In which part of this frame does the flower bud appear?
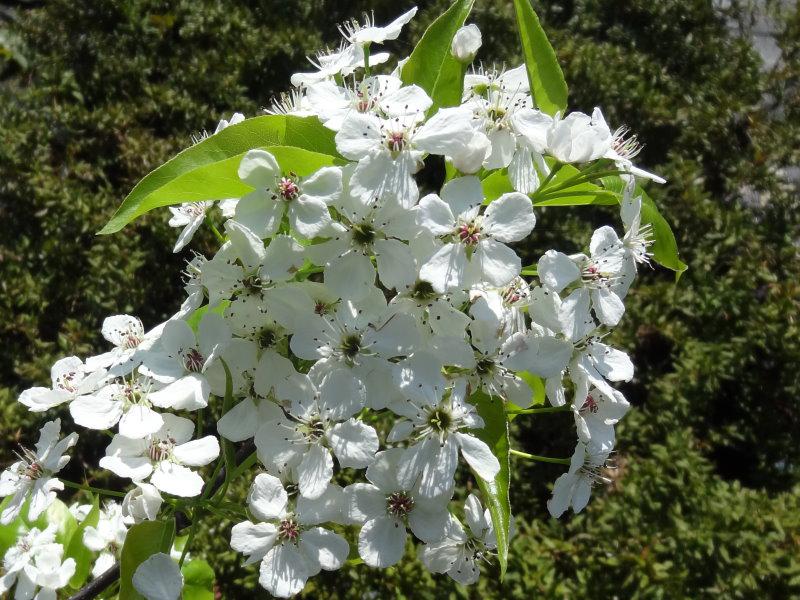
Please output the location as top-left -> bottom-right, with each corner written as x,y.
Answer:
122,482 -> 163,523
450,130 -> 491,174
451,24 -> 482,63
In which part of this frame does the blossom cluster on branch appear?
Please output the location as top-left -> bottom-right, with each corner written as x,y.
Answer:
1,5 -> 666,599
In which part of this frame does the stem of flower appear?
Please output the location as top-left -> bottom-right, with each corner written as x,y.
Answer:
204,214 -> 225,245
363,42 -> 371,76
506,405 -> 572,416
537,161 -> 563,191
509,449 -> 571,465
61,480 -> 127,498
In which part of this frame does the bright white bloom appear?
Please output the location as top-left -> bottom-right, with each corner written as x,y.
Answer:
168,202 -> 213,253
419,493 -> 510,585
546,107 -> 612,164
85,314 -> 159,375
570,379 -> 630,449
255,370 -> 378,498
291,43 -> 390,88
0,419 -> 77,525
335,106 -> 476,206
547,441 -> 613,517
19,356 -> 106,412
389,380 -> 500,500
139,313 -> 231,411
234,149 -> 341,239
338,7 -> 418,47
230,473 -> 349,598
99,413 -> 219,497
417,176 -> 536,291
214,112 -> 245,133
344,448 -> 450,568
132,553 -> 183,600
84,502 -> 131,577
451,24 -> 482,63
70,378 -> 164,439
0,526 -> 57,596
122,482 -> 163,523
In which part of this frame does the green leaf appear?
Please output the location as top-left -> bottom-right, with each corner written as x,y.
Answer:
119,519 -> 176,600
401,0 -> 475,109
66,494 -> 101,589
469,391 -> 511,578
186,300 -> 230,332
481,170 -> 514,202
99,115 -> 339,234
0,497 -> 24,557
512,0 -> 568,115
518,371 -> 546,408
182,559 -> 215,600
602,176 -> 688,277
534,191 -> 620,206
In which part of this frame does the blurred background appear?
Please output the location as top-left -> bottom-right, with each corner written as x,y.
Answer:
1,0 -> 798,597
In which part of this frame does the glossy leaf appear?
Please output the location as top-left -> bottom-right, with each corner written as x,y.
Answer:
182,559 -> 215,600
119,519 -> 176,600
469,391 -> 511,578
66,494 -> 101,589
513,0 -> 568,115
401,0 -> 475,109
99,115 -> 339,234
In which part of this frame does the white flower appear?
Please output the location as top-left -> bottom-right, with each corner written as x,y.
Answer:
593,110 -> 666,183
0,526 -> 56,595
99,413 -> 219,497
168,201 -> 213,253
255,369 -> 378,498
419,493 -> 510,585
133,553 -> 183,600
547,441 -> 613,517
0,419 -> 77,525
570,378 -> 630,449
139,313 -> 231,411
214,112 -> 245,133
546,107 -> 612,164
417,176 -> 536,291
85,314 -> 160,375
335,106 -> 476,206
230,473 -> 349,598
291,43 -> 389,87
122,482 -> 163,523
234,149 -> 341,239
84,502 -> 131,577
70,379 -> 164,439
389,380 -> 500,500
338,7 -> 418,47
451,24 -> 482,63
19,356 -> 106,412
344,448 -> 450,568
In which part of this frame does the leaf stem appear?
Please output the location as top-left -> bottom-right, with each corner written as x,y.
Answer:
61,480 -> 126,498
509,449 -> 571,465
537,161 -> 562,190
204,214 -> 225,245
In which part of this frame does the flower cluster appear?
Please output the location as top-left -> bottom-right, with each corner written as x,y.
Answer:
2,7 -> 664,598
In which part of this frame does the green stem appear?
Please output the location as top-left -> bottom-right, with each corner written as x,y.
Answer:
534,169 -> 624,198
509,449 -> 571,465
537,161 -> 563,190
61,480 -> 126,498
507,405 -> 572,415
363,43 -> 371,76
205,214 -> 225,245
179,510 -> 198,567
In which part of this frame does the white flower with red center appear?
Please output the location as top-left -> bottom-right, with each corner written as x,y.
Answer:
335,105 -> 476,206
230,473 -> 349,598
547,441 -> 613,517
343,448 -> 451,568
18,356 -> 107,412
233,149 -> 341,239
0,419 -> 78,525
99,413 -> 219,497
569,375 -> 630,450
139,312 -> 231,411
416,176 -> 536,291
388,380 -> 500,501
254,369 -> 378,499
168,201 -> 213,253
70,377 -> 164,439
84,314 -> 160,376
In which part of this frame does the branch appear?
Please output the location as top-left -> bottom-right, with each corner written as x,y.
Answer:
68,440 -> 255,600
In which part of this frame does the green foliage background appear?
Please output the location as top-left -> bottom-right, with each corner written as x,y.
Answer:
1,0 -> 798,597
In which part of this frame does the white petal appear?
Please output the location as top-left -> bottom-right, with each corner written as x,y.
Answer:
232,190 -> 284,239
119,405 -> 164,439
343,483 -> 386,523
148,374 -> 209,411
238,149 -> 280,188
358,515 -> 407,568
248,473 -> 289,521
454,433 -> 500,482
173,436 -> 219,467
325,252 -> 375,301
69,394 -> 122,430
328,420 -> 379,469
416,194 -> 455,236
296,484 -> 345,526
414,107 -> 475,156
538,250 -> 580,293
472,238 -> 520,287
259,544 -> 310,598
289,196 -> 334,239
230,521 -> 277,565
374,238 -> 416,291
407,505 -> 450,543
335,113 -> 383,160
217,398 -> 259,442
592,287 -> 625,326
419,243 -> 468,292
300,527 -> 349,571
483,192 -> 536,243
150,462 -> 204,497
297,445 -> 334,499
318,368 -> 366,420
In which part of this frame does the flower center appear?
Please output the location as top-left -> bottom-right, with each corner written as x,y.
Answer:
241,274 -> 263,294
302,416 -> 327,442
351,222 -> 376,246
277,518 -> 300,543
487,106 -> 507,124
385,130 -> 408,153
457,222 -> 481,245
426,407 -> 453,433
611,126 -> 642,160
476,358 -> 496,376
386,491 -> 415,518
277,177 -> 300,201
410,280 -> 437,302
340,334 -> 362,359
55,372 -> 78,393
257,327 -> 278,349
148,437 -> 175,462
183,348 -> 204,372
580,394 -> 599,414
314,301 -> 331,316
